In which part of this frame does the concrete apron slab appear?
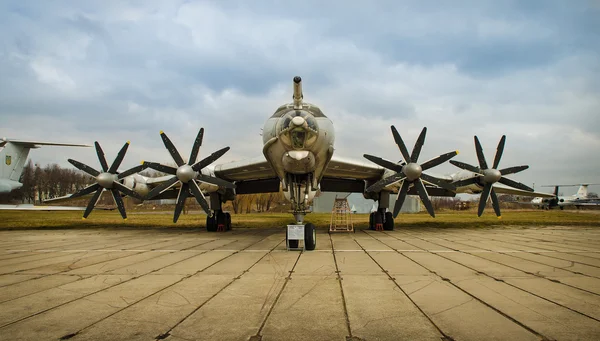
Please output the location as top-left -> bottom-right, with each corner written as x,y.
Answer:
261,275 -> 348,341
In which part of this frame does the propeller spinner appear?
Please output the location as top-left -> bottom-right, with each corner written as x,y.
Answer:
68,141 -> 147,219
143,128 -> 235,223
450,135 -> 532,218
364,126 -> 458,218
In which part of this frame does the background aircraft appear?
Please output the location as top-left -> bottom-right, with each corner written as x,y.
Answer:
0,138 -> 90,193
47,76 -> 554,250
530,184 -> 600,209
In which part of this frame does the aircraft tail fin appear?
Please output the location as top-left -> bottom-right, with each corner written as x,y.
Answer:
576,185 -> 588,198
553,186 -> 559,197
0,138 -> 90,183
0,142 -> 32,182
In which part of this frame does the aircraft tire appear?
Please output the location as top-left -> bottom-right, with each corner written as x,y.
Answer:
206,214 -> 217,232
304,223 -> 316,251
384,212 -> 394,231
368,212 -> 374,230
225,212 -> 232,230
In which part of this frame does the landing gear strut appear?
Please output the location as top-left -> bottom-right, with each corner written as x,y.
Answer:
206,193 -> 231,232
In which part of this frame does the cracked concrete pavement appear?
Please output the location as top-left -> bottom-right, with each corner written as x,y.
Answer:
0,225 -> 599,340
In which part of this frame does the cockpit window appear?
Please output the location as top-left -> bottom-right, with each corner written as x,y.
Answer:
291,130 -> 306,149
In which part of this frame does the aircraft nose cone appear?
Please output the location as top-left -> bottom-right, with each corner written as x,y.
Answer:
97,173 -> 116,188
176,165 -> 195,183
483,169 -> 502,183
403,163 -> 422,181
291,116 -> 305,127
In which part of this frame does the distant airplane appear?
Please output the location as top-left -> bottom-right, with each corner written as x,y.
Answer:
530,184 -> 600,210
0,138 -> 90,193
47,76 -> 555,250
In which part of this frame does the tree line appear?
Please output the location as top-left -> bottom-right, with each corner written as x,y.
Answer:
0,160 -> 94,204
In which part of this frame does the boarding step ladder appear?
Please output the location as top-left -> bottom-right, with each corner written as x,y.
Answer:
329,195 -> 354,233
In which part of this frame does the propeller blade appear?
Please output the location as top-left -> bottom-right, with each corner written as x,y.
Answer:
113,181 -> 144,200
492,135 -> 506,169
94,142 -> 109,172
366,172 -> 406,192
192,146 -> 231,171
499,165 -> 529,176
392,180 -> 411,218
160,131 -> 185,167
420,173 -> 456,191
410,127 -> 427,163
478,183 -> 493,217
143,162 -> 177,175
117,164 -> 147,180
449,160 -> 481,174
145,176 -> 179,199
490,188 -> 501,217
421,150 -> 459,171
110,188 -> 127,219
497,177 -> 534,192
363,154 -> 404,172
414,179 -> 435,217
108,141 -> 130,174
189,128 -> 204,165
452,177 -> 479,188
189,179 -> 211,214
68,159 -> 100,177
474,136 -> 489,170
70,183 -> 101,199
173,183 -> 190,223
83,187 -> 103,219
391,126 -> 411,162
196,174 -> 236,189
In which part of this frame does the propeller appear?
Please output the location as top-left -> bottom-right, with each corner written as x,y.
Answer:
364,126 -> 458,218
450,135 -> 532,218
143,128 -> 235,223
68,141 -> 147,220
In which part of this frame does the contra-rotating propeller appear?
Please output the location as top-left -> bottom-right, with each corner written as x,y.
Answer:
450,135 -> 532,217
364,126 -> 458,218
68,141 -> 147,219
143,128 -> 235,223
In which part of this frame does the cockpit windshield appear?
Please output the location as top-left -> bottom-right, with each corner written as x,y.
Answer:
276,110 -> 319,150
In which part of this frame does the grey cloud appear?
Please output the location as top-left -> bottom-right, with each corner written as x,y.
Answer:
0,1 -> 598,188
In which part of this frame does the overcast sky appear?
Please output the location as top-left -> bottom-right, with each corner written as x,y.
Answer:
1,0 -> 599,196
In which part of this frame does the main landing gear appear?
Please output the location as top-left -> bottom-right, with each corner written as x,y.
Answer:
206,210 -> 231,232
206,193 -> 231,232
369,208 -> 394,231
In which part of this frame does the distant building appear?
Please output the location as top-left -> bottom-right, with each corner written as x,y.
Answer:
312,192 -> 421,214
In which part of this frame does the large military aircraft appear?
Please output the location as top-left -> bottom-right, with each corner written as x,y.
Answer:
530,184 -> 600,209
0,138 -> 90,193
50,76 -> 554,250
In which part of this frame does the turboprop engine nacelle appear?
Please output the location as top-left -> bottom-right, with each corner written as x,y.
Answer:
121,174 -> 149,198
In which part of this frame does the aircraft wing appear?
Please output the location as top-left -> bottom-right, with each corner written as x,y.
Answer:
212,156 -> 281,195
209,155 -> 386,195
323,156 -> 385,180
0,138 -> 91,148
561,201 -> 600,206
321,156 -> 458,196
0,204 -> 85,211
492,183 -> 556,198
